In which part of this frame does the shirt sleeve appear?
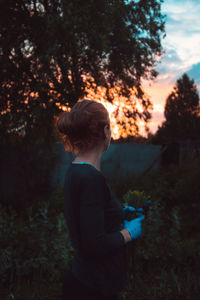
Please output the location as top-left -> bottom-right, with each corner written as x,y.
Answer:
79,172 -> 125,259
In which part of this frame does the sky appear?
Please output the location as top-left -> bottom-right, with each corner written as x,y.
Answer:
143,0 -> 200,135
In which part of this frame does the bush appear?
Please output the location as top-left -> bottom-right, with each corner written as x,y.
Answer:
0,185 -> 74,300
0,140 -> 60,211
109,158 -> 200,299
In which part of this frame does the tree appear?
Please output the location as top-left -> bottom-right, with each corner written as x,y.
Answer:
0,0 -> 165,141
154,73 -> 200,143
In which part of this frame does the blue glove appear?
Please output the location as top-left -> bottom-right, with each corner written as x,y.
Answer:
123,213 -> 145,241
123,206 -> 136,220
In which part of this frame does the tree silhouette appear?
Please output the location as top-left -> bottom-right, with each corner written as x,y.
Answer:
0,0 -> 165,142
154,73 -> 200,143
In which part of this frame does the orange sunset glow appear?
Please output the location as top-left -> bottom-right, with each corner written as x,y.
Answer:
4,0 -> 200,140
57,80 -> 154,140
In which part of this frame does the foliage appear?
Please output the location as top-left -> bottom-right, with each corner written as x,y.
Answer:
153,73 -> 200,143
0,138 -> 60,210
0,0 -> 165,140
0,185 -> 74,300
123,189 -> 150,209
1,157 -> 200,299
109,158 -> 200,299
122,190 -> 200,299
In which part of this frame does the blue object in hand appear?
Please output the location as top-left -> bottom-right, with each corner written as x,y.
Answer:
123,206 -> 136,220
123,214 -> 145,241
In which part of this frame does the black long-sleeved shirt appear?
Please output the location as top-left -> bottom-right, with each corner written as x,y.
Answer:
63,161 -> 128,296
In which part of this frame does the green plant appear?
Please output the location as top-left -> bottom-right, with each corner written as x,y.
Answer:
0,185 -> 74,300
111,160 -> 200,299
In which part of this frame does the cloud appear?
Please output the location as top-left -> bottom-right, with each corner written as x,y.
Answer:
156,48 -> 183,81
148,0 -> 200,99
142,0 -> 200,134
187,62 -> 200,85
161,0 -> 200,67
